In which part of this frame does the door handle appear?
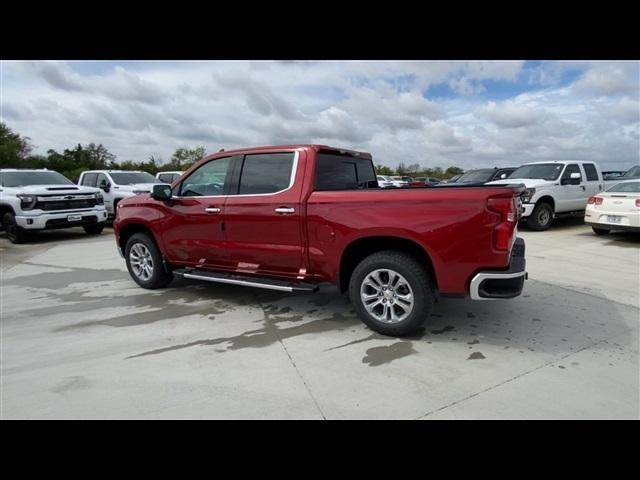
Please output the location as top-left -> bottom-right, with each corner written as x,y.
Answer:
205,207 -> 221,213
580,186 -> 586,191
275,207 -> 295,214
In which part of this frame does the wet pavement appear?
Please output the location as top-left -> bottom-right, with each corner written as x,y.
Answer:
1,221 -> 638,419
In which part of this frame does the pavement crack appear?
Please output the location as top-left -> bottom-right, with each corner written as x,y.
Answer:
416,331 -> 629,419
257,294 -> 327,420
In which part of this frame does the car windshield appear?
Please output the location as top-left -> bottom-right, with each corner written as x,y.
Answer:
621,165 -> 640,178
509,163 -> 564,181
0,171 -> 74,187
607,181 -> 640,193
457,169 -> 495,183
109,172 -> 160,185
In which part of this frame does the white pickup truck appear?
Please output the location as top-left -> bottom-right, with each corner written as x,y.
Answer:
78,170 -> 163,220
0,169 -> 108,243
488,160 -> 604,230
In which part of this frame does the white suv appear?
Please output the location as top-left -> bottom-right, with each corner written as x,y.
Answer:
78,170 -> 163,219
0,169 -> 108,243
488,160 -> 604,230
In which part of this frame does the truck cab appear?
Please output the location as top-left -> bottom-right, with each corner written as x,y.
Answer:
114,144 -> 526,337
488,160 -> 604,230
78,170 -> 163,218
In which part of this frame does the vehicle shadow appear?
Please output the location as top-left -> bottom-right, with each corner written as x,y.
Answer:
0,228 -> 111,245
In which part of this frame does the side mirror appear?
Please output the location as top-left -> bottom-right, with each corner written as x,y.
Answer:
152,184 -> 172,202
561,172 -> 582,185
99,181 -> 110,193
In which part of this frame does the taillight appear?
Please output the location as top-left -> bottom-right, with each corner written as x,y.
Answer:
487,196 -> 517,251
588,196 -> 603,205
636,198 -> 640,207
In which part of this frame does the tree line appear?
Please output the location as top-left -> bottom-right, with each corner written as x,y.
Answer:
0,123 -> 206,183
1,123 -> 464,183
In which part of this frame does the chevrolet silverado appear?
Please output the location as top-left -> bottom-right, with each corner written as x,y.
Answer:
113,145 -> 527,336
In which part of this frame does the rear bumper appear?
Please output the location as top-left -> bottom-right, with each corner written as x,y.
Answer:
585,221 -> 640,233
469,238 -> 527,300
15,208 -> 108,230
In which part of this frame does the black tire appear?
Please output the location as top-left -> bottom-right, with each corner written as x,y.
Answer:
124,232 -> 173,289
592,226 -> 610,235
2,212 -> 29,244
83,222 -> 105,235
528,202 -> 554,231
349,250 -> 434,337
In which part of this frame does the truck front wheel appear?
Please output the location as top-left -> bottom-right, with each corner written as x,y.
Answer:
349,251 -> 434,337
2,212 -> 29,244
125,233 -> 173,289
528,202 -> 554,231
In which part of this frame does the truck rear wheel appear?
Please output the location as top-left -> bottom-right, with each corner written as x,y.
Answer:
528,202 -> 553,231
125,233 -> 173,289
349,251 -> 434,337
2,212 -> 29,244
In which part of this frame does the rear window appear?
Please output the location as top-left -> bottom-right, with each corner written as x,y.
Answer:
457,169 -> 495,183
583,164 -> 599,181
238,153 -> 295,194
607,181 -> 640,193
315,153 -> 377,191
110,172 -> 160,185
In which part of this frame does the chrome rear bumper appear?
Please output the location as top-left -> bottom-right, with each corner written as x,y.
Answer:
470,238 -> 527,300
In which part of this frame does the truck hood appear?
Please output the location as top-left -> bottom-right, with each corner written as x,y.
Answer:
119,183 -> 161,193
12,184 -> 100,195
486,178 -> 556,189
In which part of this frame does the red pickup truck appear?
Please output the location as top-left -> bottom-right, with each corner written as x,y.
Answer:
113,145 -> 527,336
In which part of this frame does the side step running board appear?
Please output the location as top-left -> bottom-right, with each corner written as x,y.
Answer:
173,268 -> 319,293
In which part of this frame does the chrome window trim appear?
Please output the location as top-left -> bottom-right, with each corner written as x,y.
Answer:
172,151 -> 299,199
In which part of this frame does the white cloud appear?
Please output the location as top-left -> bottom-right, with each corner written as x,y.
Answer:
1,60 -> 638,171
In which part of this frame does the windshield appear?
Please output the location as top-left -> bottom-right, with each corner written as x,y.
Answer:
110,172 -> 160,185
0,171 -> 74,187
607,181 -> 640,193
509,163 -> 564,181
457,169 -> 495,183
621,165 -> 640,178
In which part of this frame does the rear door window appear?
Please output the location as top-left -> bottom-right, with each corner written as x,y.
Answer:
583,163 -> 599,181
237,153 -> 295,195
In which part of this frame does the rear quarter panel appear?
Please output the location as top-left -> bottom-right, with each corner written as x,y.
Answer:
306,186 -> 517,295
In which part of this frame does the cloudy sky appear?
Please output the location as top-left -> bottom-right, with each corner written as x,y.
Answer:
1,60 -> 638,170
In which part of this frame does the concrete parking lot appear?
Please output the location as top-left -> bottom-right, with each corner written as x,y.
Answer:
1,220 -> 638,419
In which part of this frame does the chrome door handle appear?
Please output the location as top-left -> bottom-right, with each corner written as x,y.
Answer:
205,207 -> 221,213
275,207 -> 295,214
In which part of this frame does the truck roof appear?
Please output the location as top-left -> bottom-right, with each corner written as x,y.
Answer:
521,160 -> 599,166
208,144 -> 372,160
0,168 -> 50,172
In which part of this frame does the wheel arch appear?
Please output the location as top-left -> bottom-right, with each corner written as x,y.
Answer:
338,235 -> 438,294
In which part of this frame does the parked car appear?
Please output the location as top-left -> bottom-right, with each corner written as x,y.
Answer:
113,144 -> 527,337
416,177 -> 441,187
441,173 -> 462,183
389,176 -> 409,188
488,160 -> 604,231
0,169 -> 107,243
156,171 -> 184,184
78,170 -> 163,220
376,175 -> 396,188
452,167 -> 517,185
585,180 -> 640,234
604,165 -> 640,190
602,170 -> 627,181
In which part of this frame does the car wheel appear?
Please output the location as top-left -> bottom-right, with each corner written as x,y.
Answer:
528,202 -> 553,231
2,212 -> 29,244
592,227 -> 610,235
349,250 -> 434,337
83,223 -> 105,235
125,232 -> 173,289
